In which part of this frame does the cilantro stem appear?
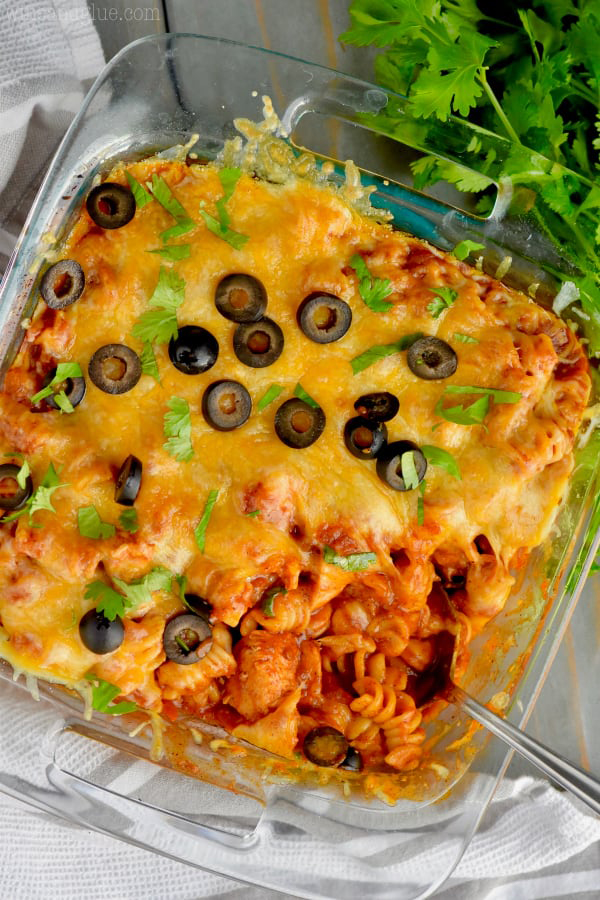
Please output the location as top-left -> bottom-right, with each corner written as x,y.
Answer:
570,79 -> 597,106
477,69 -> 521,145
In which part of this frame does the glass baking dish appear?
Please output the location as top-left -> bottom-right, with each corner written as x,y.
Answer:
0,34 -> 599,900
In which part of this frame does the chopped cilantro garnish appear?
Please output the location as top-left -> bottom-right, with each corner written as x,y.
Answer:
148,174 -> 195,241
261,585 -> 287,617
175,635 -> 191,653
421,445 -> 461,479
349,253 -> 393,312
323,545 -> 377,572
246,509 -> 261,518
148,244 -> 191,261
293,383 -> 319,409
453,332 -> 479,344
125,172 -> 153,209
400,451 -> 420,490
417,480 -> 426,526
257,383 -> 284,411
132,267 -> 186,345
140,342 -> 160,382
453,240 -> 485,261
15,458 -> 30,490
84,581 -> 126,621
444,385 -> 522,404
2,462 -> 69,524
194,489 -> 219,553
84,674 -> 138,716
77,505 -> 116,540
427,287 -> 458,319
434,385 -> 520,428
350,332 -> 423,375
118,508 -> 139,533
30,362 -> 83,408
199,167 -> 248,249
86,566 -> 175,621
163,396 -> 194,461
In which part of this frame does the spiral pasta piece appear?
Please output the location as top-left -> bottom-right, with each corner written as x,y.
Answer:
366,613 -> 411,657
350,676 -> 397,723
382,693 -> 426,771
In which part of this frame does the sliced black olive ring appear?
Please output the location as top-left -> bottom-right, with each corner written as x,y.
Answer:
354,391 -> 400,422
233,318 -> 284,368
79,609 -> 124,654
41,366 -> 86,411
297,293 -> 352,344
274,398 -> 326,449
344,416 -> 387,460
303,726 -> 349,767
169,325 -> 219,375
376,440 -> 427,491
40,259 -> 85,310
163,613 -> 212,665
115,454 -> 142,506
215,273 -> 267,323
88,344 -> 142,395
339,746 -> 364,772
86,182 -> 135,229
0,463 -> 33,511
407,336 -> 457,380
182,594 -> 213,621
202,380 -> 252,431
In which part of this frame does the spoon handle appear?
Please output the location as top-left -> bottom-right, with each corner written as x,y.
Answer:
452,684 -> 600,816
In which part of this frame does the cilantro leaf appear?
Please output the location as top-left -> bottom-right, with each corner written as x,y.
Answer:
77,505 -> 116,540
140,342 -> 160,382
199,167 -> 248,249
15,459 -> 30,490
444,385 -> 521,404
194,489 -> 219,553
148,244 -> 191,261
132,267 -> 186,345
149,174 -> 194,227
31,362 -> 83,406
427,287 -> 458,319
199,210 -> 249,249
246,509 -> 261,518
349,253 -> 393,312
417,480 -> 426,526
29,463 -> 67,516
84,674 -> 138,716
453,332 -> 478,344
119,508 -> 139,533
257,384 -> 284,411
350,332 -> 423,375
434,394 -> 490,427
323,545 -> 377,572
125,172 -> 153,209
400,451 -> 420,490
453,240 -> 485,261
261,585 -> 287,617
421,445 -> 461,479
163,396 -> 194,462
53,391 -> 74,414
84,580 -> 126,621
293,383 -> 319,409
218,167 -> 244,204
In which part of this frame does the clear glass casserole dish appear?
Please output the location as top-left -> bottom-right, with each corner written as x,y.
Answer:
0,33 -> 599,900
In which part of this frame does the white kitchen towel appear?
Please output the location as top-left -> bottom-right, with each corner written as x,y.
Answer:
0,0 -> 104,272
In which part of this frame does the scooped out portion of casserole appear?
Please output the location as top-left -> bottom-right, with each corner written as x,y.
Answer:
0,151 -> 590,779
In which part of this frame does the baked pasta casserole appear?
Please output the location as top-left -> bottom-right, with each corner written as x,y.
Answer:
0,144 -> 590,780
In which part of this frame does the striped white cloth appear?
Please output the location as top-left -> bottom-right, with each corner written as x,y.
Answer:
1,3 -> 600,898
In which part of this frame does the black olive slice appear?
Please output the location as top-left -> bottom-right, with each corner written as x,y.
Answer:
376,440 -> 427,491
407,337 -> 457,380
79,609 -> 124,654
233,318 -> 284,368
115,454 -> 142,506
344,416 -> 387,460
297,293 -> 352,344
183,594 -> 212,621
86,182 -> 135,229
339,746 -> 364,772
202,380 -> 252,431
163,614 -> 212,665
0,463 -> 33,511
303,726 -> 349,767
40,260 -> 85,310
42,367 -> 86,411
169,325 -> 219,375
215,274 -> 267,323
88,344 -> 142,394
274,398 -> 326,449
354,391 -> 400,422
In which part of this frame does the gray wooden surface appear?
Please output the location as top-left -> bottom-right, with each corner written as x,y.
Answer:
88,0 -> 600,798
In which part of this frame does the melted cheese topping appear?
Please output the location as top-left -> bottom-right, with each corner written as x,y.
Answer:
0,158 -> 590,774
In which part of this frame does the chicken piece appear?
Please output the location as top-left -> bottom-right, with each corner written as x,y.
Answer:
223,631 -> 300,722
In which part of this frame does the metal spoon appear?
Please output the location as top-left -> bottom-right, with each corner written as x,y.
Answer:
431,635 -> 600,816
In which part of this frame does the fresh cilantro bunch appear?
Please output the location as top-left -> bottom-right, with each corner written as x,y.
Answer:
341,1 -> 600,354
